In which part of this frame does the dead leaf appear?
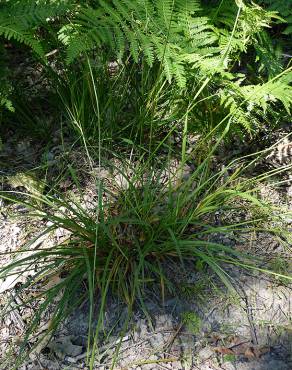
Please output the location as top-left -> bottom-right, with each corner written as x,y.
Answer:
42,273 -> 63,291
252,345 -> 270,358
239,344 -> 270,359
214,342 -> 270,360
244,346 -> 256,359
214,346 -> 234,355
227,335 -> 243,346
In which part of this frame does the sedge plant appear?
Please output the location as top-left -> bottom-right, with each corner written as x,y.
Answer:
0,132 -> 291,369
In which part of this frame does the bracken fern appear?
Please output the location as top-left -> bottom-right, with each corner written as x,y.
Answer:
0,0 -> 291,134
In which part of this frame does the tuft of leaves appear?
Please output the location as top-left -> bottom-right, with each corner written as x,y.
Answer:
1,143 -> 291,368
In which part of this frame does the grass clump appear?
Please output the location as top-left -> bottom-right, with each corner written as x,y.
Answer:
1,141 -> 291,368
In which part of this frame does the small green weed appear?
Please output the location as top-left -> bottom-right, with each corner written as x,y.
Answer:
223,353 -> 237,362
182,312 -> 202,335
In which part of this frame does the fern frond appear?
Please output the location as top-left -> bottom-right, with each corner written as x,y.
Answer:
0,23 -> 44,57
220,88 -> 254,133
140,34 -> 155,66
260,0 -> 292,34
206,0 -> 282,66
66,33 -> 96,64
6,0 -> 71,29
123,25 -> 140,63
156,0 -> 175,29
241,71 -> 292,114
172,61 -> 186,88
219,68 -> 292,134
254,30 -> 283,78
62,0 -> 220,87
0,0 -> 72,58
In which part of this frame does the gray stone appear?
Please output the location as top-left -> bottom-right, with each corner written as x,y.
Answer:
149,332 -> 165,348
197,347 -> 214,361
